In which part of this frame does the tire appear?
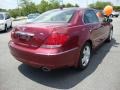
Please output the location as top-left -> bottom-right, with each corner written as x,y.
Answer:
10,22 -> 12,28
4,24 -> 8,32
106,29 -> 113,42
78,42 -> 92,70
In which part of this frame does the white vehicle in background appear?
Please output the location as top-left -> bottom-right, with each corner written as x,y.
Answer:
111,11 -> 119,17
0,12 -> 12,32
27,13 -> 40,23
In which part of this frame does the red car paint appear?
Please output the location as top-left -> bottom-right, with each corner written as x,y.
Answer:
9,8 -> 112,70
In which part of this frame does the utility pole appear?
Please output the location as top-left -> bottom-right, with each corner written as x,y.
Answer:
17,0 -> 19,9
59,0 -> 64,9
59,0 -> 63,6
17,0 -> 20,16
86,0 -> 89,7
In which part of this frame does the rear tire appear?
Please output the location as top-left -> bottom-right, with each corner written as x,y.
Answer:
77,42 -> 92,70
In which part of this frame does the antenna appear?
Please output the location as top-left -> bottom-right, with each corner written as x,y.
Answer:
59,0 -> 64,10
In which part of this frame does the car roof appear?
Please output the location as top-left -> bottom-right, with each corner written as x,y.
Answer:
51,7 -> 97,12
28,13 -> 40,15
0,12 -> 8,14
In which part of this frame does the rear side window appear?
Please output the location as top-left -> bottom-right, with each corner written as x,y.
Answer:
84,10 -> 99,24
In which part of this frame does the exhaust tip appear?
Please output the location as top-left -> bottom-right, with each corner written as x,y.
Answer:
42,67 -> 51,72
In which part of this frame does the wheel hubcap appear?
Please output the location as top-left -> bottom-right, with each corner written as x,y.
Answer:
110,30 -> 113,40
82,46 -> 91,66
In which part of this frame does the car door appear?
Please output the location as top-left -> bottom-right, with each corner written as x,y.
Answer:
99,17 -> 110,41
5,14 -> 11,27
84,10 -> 105,47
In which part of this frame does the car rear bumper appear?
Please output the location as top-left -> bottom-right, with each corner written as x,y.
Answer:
9,41 -> 80,70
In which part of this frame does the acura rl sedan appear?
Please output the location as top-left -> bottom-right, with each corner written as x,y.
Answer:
9,8 -> 113,71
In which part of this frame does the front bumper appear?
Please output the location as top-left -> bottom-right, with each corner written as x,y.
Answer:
9,41 -> 80,70
0,24 -> 5,31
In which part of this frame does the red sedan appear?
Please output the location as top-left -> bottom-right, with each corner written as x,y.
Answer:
9,8 -> 113,71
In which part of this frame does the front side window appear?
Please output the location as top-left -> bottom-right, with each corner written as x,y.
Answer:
5,14 -> 10,19
34,9 -> 75,23
84,10 -> 99,24
0,14 -> 4,20
95,10 -> 105,22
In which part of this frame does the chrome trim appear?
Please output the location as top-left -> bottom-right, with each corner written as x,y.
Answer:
15,31 -> 34,37
36,47 -> 79,56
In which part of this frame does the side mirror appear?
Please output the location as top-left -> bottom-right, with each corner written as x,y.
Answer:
108,18 -> 113,23
5,16 -> 10,20
5,17 -> 7,20
5,17 -> 9,20
103,18 -> 113,23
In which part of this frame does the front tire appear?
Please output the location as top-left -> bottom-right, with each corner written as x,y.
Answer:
78,42 -> 92,70
10,22 -> 12,28
106,29 -> 113,42
4,24 -> 8,32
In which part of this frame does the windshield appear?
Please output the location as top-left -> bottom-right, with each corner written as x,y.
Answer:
28,15 -> 35,19
34,9 -> 75,23
28,14 -> 39,19
0,14 -> 4,20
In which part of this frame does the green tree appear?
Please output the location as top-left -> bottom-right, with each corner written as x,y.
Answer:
37,0 -> 60,13
22,2 -> 38,15
89,1 -> 113,10
114,6 -> 120,11
8,0 -> 79,18
19,0 -> 38,15
37,0 -> 49,13
65,3 -> 74,7
20,0 -> 32,7
8,9 -> 20,18
0,8 -> 6,12
49,0 -> 60,9
75,4 -> 79,7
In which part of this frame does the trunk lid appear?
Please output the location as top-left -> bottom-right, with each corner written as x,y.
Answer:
12,23 -> 69,49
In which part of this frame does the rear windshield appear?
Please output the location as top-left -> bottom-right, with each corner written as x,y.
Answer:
34,9 -> 75,23
0,14 -> 4,20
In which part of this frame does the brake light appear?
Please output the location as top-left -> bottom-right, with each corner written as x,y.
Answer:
42,32 -> 69,48
11,28 -> 19,39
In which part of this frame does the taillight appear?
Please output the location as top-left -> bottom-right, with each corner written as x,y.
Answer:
41,32 -> 69,48
11,28 -> 18,39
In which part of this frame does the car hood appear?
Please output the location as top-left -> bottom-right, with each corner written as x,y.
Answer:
0,20 -> 5,23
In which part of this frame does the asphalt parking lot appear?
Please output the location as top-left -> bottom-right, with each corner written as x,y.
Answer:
0,17 -> 120,90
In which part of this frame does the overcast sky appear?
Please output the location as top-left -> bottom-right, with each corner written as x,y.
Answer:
0,0 -> 120,9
